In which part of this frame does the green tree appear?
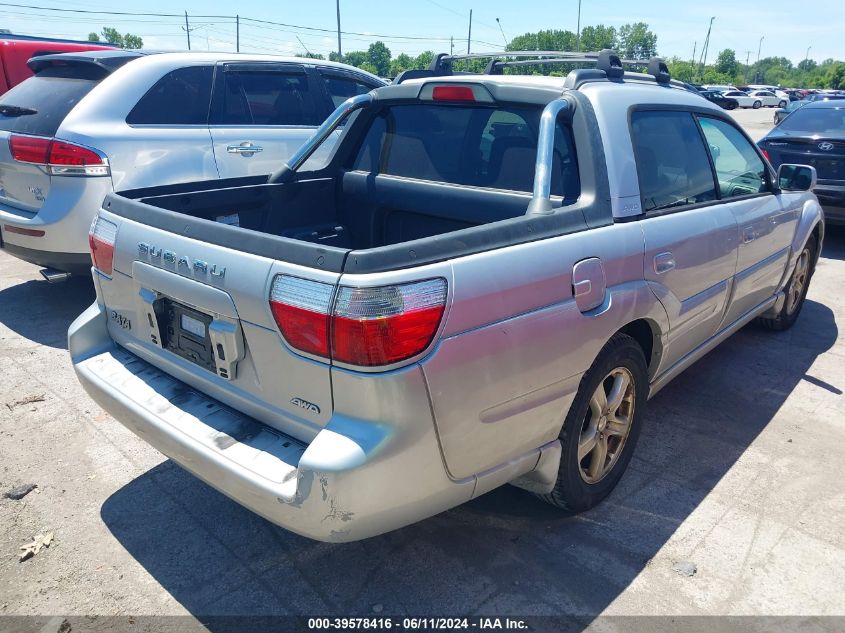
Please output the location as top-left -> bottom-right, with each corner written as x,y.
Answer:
508,29 -> 577,53
342,50 -> 368,68
616,22 -> 657,60
298,52 -> 325,60
359,62 -> 379,75
413,50 -> 434,69
366,41 -> 392,77
825,63 -> 845,89
88,27 -> 142,49
578,25 -> 616,51
389,53 -> 414,77
715,49 -> 738,76
797,59 -> 817,72
328,51 -> 343,62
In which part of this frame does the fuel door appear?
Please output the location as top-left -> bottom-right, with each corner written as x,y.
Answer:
572,257 -> 607,313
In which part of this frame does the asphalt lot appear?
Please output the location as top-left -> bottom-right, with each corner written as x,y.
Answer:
1,106 -> 844,628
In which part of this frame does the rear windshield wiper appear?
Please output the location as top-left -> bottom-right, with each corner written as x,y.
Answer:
0,104 -> 38,116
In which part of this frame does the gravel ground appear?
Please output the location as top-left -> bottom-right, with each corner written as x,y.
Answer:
1,108 -> 844,630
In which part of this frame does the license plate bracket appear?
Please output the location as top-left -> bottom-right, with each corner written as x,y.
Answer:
155,298 -> 216,373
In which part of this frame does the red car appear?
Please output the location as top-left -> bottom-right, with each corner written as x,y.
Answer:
0,33 -> 115,94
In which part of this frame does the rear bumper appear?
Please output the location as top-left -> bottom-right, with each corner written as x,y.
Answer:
815,184 -> 845,224
0,175 -> 113,272
0,242 -> 92,274
69,301 -> 478,542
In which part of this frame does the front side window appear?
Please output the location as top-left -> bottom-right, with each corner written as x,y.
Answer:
127,66 -> 213,125
697,117 -> 769,197
214,71 -> 320,126
630,110 -> 717,212
351,104 -> 579,197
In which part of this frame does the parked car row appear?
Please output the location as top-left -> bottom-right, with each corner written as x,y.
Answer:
773,92 -> 845,125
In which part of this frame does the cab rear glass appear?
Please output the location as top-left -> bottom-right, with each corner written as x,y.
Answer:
351,103 -> 580,198
0,66 -> 102,136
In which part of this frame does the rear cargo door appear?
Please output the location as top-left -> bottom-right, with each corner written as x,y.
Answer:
209,62 -> 325,179
0,66 -> 102,212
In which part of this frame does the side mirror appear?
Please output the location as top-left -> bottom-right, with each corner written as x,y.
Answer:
777,164 -> 817,192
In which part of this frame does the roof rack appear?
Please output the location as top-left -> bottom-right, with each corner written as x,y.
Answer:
393,49 -> 676,88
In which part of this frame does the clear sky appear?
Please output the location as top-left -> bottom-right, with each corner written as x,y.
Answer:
0,0 -> 842,65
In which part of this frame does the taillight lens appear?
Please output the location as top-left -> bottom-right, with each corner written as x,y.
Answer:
269,276 -> 447,367
269,276 -> 334,358
761,148 -> 770,162
9,135 -> 50,163
88,216 -> 117,276
8,134 -> 109,176
332,280 -> 447,366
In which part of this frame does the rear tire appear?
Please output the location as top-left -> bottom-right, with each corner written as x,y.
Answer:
753,100 -> 762,109
727,102 -> 738,110
757,235 -> 816,331
537,333 -> 648,513
778,100 -> 788,108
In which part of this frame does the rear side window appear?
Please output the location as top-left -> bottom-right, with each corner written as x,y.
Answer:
127,66 -> 213,125
322,74 -> 377,109
351,104 -> 579,197
0,67 -> 101,136
697,117 -> 768,197
630,110 -> 717,212
213,71 -> 321,126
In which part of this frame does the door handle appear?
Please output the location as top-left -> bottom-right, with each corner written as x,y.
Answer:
653,252 -> 676,274
226,142 -> 264,157
743,227 -> 756,243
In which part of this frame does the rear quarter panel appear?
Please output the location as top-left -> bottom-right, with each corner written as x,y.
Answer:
416,222 -> 666,480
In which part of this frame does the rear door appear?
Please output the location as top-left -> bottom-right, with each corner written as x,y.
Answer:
631,109 -> 739,373
696,115 -> 797,324
209,62 -> 325,179
113,64 -> 217,191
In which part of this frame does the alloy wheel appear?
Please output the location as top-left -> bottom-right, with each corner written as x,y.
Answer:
786,248 -> 811,315
578,367 -> 636,484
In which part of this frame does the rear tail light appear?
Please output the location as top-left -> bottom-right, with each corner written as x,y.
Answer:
88,216 -> 117,276
269,276 -> 334,357
9,134 -> 109,176
761,148 -> 770,162
269,276 -> 447,367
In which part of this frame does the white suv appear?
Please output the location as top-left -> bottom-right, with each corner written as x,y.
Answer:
0,50 -> 383,276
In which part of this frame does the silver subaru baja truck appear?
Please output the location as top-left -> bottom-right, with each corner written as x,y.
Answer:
69,51 -> 823,542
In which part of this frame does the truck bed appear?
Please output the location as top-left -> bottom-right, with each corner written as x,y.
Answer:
106,171 -> 585,274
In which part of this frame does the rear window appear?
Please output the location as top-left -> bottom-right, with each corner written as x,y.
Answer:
778,107 -> 845,135
351,104 -> 580,197
0,67 -> 101,136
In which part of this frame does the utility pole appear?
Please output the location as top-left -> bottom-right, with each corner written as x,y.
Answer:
450,36 -> 454,56
496,18 -> 507,49
236,15 -> 239,53
575,0 -> 582,51
184,11 -> 191,51
467,9 -> 472,54
804,45 -> 812,68
691,41 -> 696,65
756,35 -> 764,82
336,0 -> 342,58
744,50 -> 752,82
698,16 -> 714,68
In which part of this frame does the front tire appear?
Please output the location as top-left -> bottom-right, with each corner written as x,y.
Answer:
778,100 -> 788,108
757,235 -> 816,331
753,100 -> 762,109
537,333 -> 648,512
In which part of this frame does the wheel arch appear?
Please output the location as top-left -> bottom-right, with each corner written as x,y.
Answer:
617,317 -> 663,378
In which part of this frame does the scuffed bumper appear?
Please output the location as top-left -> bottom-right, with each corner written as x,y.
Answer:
69,301 -> 476,542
